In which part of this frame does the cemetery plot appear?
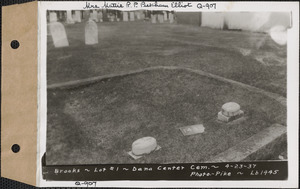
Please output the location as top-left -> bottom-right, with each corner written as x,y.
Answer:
46,68 -> 286,165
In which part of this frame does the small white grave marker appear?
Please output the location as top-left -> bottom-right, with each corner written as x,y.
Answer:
135,11 -> 141,20
123,12 -> 129,21
217,102 -> 244,122
49,22 -> 69,48
158,14 -> 164,23
151,14 -> 157,23
169,12 -> 174,23
49,12 -> 57,23
92,10 -> 99,22
66,10 -> 75,24
85,20 -> 98,45
74,11 -> 81,23
129,12 -> 135,21
98,11 -> 103,22
128,137 -> 161,160
163,11 -> 168,21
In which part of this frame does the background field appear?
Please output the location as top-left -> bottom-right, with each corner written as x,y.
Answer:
47,21 -> 287,96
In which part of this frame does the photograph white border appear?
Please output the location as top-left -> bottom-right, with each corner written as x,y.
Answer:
37,1 -> 299,187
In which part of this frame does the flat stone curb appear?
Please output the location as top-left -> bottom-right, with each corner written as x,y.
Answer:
206,124 -> 287,162
47,66 -> 286,106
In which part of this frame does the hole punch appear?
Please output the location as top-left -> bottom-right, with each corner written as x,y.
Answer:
11,144 -> 20,153
10,40 -> 20,49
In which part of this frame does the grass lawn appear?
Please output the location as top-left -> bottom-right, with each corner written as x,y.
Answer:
46,69 -> 286,165
47,21 -> 287,97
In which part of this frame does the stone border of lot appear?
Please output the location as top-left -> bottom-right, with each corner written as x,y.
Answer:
206,124 -> 287,162
48,66 -> 286,106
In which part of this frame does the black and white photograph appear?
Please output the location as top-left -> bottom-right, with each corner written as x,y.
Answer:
37,1 -> 298,187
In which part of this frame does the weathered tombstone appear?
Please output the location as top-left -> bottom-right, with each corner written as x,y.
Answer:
49,22 -> 69,47
169,12 -> 174,23
58,11 -> 63,21
140,11 -> 145,20
85,19 -> 98,45
151,14 -> 157,23
83,10 -> 90,21
116,11 -> 121,22
98,11 -> 103,22
217,102 -> 244,122
132,137 -> 157,156
123,11 -> 129,21
74,11 -> 81,22
135,11 -> 141,20
49,12 -> 57,22
158,14 -> 164,23
163,11 -> 168,21
92,10 -> 99,22
110,14 -> 115,22
129,11 -> 135,21
66,10 -> 75,24
179,124 -> 205,136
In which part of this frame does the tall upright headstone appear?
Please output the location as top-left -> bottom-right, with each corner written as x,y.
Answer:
83,10 -> 90,21
151,14 -> 157,23
116,11 -> 121,22
66,10 -> 75,24
123,11 -> 129,21
58,11 -> 63,21
109,13 -> 115,22
85,19 -> 98,45
92,10 -> 99,22
129,12 -> 135,21
135,11 -> 141,20
49,22 -> 69,47
163,11 -> 168,21
140,11 -> 145,20
158,14 -> 164,23
49,12 -> 57,23
98,11 -> 103,22
169,12 -> 174,23
74,11 -> 81,22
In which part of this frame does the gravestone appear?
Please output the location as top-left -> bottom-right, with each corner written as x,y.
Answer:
85,20 -> 98,45
116,11 -> 121,22
151,14 -> 157,23
179,124 -> 205,136
140,11 -> 145,20
129,12 -> 135,21
92,10 -> 99,22
135,11 -> 141,20
158,14 -> 164,23
49,22 -> 69,48
74,11 -> 81,22
163,11 -> 168,21
169,12 -> 174,23
98,11 -> 103,22
109,13 -> 115,22
123,11 -> 129,21
66,10 -> 75,24
49,12 -> 57,22
83,10 -> 90,21
217,102 -> 244,122
58,11 -> 63,20
132,137 -> 157,156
